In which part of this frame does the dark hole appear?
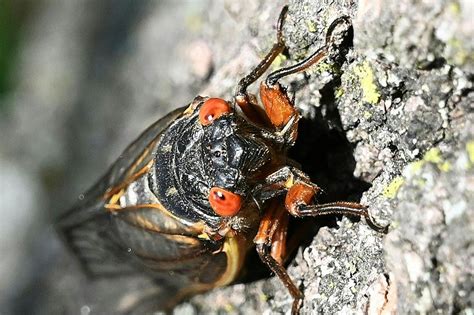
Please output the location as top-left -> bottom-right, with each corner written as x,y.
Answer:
417,57 -> 446,71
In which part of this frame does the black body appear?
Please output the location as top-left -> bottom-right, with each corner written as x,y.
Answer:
57,96 -> 286,311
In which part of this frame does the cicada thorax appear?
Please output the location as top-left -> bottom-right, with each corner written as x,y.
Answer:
151,97 -> 280,228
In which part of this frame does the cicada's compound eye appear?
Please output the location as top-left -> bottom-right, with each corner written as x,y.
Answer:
199,98 -> 231,126
208,187 -> 242,217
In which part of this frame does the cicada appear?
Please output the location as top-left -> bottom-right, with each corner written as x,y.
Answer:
58,6 -> 384,314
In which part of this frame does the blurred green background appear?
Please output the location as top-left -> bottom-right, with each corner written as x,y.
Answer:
0,1 -> 27,101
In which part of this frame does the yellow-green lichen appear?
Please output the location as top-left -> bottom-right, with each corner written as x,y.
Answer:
271,53 -> 287,70
354,61 -> 381,105
363,111 -> 373,119
348,262 -> 357,274
305,19 -> 317,33
448,2 -> 461,15
438,161 -> 451,172
409,160 -> 425,173
312,60 -> 339,74
424,148 -> 451,172
424,147 -> 443,164
414,178 -> 427,188
408,148 -> 452,175
390,220 -> 400,229
223,303 -> 235,313
383,176 -> 405,199
335,87 -> 344,98
447,38 -> 473,66
466,141 -> 474,165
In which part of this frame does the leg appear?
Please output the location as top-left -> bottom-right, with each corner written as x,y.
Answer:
259,16 -> 352,129
255,167 -> 384,232
254,199 -> 287,248
297,202 -> 388,233
285,182 -> 388,233
270,211 -> 289,265
254,200 -> 303,314
233,6 -> 288,127
252,166 -> 321,204
256,244 -> 303,314
265,16 -> 351,86
235,6 -> 288,104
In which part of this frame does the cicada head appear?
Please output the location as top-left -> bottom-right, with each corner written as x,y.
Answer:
170,97 -> 272,220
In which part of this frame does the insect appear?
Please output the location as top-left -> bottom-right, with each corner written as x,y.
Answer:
58,6 -> 385,314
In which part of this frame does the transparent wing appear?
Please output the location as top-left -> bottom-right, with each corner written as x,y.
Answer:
57,106 -> 186,276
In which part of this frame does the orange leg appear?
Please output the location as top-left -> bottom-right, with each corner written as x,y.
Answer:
259,81 -> 297,129
254,199 -> 287,248
254,199 -> 303,314
237,94 -> 273,127
270,211 -> 289,265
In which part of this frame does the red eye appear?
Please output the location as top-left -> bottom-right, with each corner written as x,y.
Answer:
209,187 -> 242,217
199,98 -> 231,125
